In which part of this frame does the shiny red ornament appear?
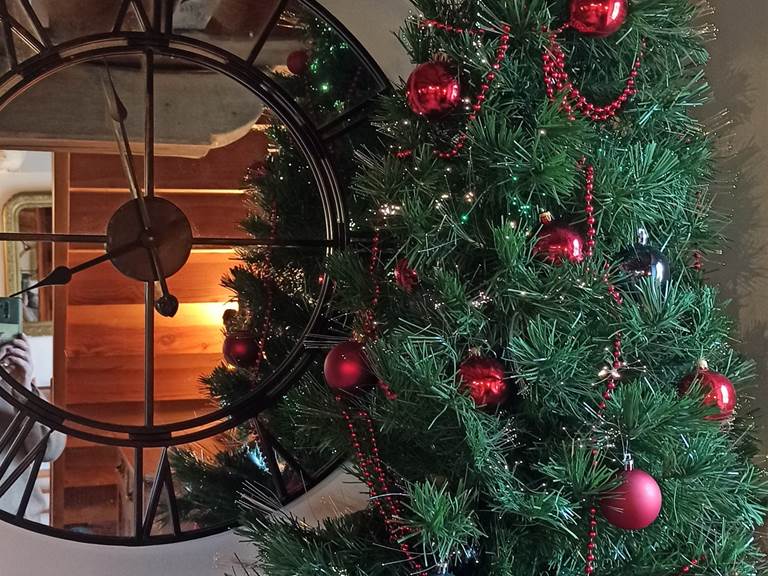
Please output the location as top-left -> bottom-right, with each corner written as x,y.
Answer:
286,50 -> 310,75
223,331 -> 260,367
459,356 -> 509,407
679,366 -> 737,420
394,259 -> 419,293
533,221 -> 585,265
324,340 -> 376,392
569,0 -> 628,37
600,469 -> 662,531
406,62 -> 461,117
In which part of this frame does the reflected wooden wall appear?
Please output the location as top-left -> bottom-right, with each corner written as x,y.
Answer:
51,130 -> 268,534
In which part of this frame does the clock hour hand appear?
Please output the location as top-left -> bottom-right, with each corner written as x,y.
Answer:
8,239 -> 142,298
101,62 -> 177,317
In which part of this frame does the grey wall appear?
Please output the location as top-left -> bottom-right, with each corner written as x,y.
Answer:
707,1 -> 768,445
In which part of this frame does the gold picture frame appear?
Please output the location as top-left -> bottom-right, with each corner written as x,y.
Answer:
3,191 -> 53,336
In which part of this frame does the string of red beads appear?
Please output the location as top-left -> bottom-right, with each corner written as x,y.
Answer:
251,200 -> 278,377
434,24 -> 510,159
337,400 -> 425,573
543,27 -> 644,122
581,160 -> 597,257
420,17 -> 485,36
585,505 -> 598,574
585,268 -> 624,574
674,557 -> 703,574
361,230 -> 382,339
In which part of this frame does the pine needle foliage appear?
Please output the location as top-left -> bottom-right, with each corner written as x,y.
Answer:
231,1 -> 767,575
196,1 -> 768,575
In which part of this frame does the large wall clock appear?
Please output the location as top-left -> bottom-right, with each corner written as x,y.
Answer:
0,0 -> 387,545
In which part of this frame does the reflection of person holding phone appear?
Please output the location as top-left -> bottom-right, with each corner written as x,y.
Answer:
0,334 -> 66,523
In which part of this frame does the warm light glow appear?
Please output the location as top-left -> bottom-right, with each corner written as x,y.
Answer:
195,301 -> 239,327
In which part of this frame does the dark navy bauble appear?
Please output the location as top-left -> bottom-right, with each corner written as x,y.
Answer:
616,244 -> 671,290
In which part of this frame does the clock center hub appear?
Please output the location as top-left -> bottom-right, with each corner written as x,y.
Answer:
106,197 -> 193,282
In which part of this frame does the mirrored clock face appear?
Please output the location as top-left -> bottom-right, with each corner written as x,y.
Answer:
0,0 -> 386,543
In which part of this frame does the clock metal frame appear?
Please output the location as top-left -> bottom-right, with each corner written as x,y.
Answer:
0,0 -> 388,545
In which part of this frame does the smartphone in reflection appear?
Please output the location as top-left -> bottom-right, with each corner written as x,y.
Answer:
0,297 -> 22,342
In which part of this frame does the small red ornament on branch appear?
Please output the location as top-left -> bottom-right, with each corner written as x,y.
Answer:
406,61 -> 461,117
679,360 -> 737,421
396,22 -> 511,160
569,0 -> 628,37
394,258 -> 419,293
533,213 -> 586,265
324,341 -> 377,393
286,49 -> 310,75
600,467 -> 662,531
458,356 -> 509,407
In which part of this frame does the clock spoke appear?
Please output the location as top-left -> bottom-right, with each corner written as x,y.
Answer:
16,0 -> 50,48
144,282 -> 154,428
0,5 -> 17,68
0,232 -> 108,244
113,0 -> 151,33
191,236 -> 336,249
0,431 -> 50,503
317,92 -> 387,143
143,448 -> 181,537
14,433 -> 47,519
134,447 -> 144,541
245,0 -> 289,67
144,49 -> 155,199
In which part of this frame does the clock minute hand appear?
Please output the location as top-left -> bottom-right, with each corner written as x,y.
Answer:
9,239 -> 143,298
101,63 -> 178,317
101,64 -> 153,229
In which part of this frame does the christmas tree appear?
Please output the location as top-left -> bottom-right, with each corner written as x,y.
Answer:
202,1 -> 768,575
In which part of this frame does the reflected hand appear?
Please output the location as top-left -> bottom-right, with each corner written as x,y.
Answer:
0,334 -> 34,390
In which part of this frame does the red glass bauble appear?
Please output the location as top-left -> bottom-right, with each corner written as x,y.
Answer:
679,367 -> 736,420
223,331 -> 260,367
324,341 -> 376,392
406,62 -> 461,117
459,356 -> 509,407
394,259 -> 419,293
569,0 -> 628,37
533,222 -> 585,265
287,50 -> 310,75
600,469 -> 662,531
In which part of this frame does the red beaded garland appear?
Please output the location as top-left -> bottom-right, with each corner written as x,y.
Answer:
337,401 -> 425,573
223,201 -> 278,371
584,506 -> 599,574
542,29 -> 643,122
581,161 -> 597,257
420,17 -> 485,36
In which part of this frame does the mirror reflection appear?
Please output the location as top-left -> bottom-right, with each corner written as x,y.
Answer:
0,0 -> 378,540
